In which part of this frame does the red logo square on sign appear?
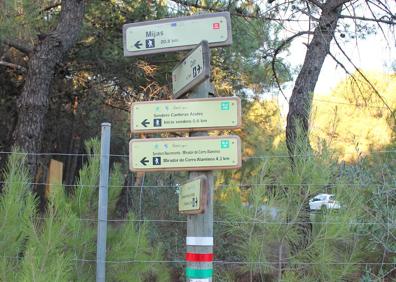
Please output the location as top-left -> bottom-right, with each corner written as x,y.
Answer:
212,23 -> 220,29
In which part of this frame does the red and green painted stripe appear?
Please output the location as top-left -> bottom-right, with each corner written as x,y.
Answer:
186,253 -> 213,279
186,252 -> 213,262
186,267 -> 213,279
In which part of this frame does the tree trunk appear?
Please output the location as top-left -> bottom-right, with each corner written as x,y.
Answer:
286,0 -> 345,160
115,172 -> 134,218
285,0 -> 346,253
64,135 -> 81,190
11,0 -> 85,178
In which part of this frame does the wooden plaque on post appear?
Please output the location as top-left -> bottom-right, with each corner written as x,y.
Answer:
179,176 -> 208,215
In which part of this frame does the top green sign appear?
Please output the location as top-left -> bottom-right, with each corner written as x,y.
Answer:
123,12 -> 232,56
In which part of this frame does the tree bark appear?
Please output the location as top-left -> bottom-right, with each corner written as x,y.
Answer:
286,0 -> 345,160
11,0 -> 85,178
285,0 -> 347,253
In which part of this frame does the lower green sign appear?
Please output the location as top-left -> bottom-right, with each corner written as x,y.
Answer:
129,136 -> 241,172
179,176 -> 207,214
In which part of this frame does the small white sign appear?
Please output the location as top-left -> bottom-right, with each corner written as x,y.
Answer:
172,41 -> 210,98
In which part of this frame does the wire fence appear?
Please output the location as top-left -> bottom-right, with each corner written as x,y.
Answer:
29,216 -> 394,227
1,149 -> 395,273
1,180 -> 395,188
4,255 -> 396,266
1,149 -> 396,159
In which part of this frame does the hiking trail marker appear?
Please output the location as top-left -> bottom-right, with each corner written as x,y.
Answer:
123,12 -> 232,57
129,136 -> 241,172
123,13 -> 236,281
172,41 -> 210,98
131,97 -> 241,133
179,176 -> 208,215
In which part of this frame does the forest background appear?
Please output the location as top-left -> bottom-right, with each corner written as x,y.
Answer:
0,0 -> 395,281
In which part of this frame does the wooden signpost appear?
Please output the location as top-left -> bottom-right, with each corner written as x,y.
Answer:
130,97 -> 241,133
123,12 -> 232,57
124,13 -> 237,282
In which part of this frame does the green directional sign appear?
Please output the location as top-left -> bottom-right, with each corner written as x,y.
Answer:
129,136 -> 241,172
172,41 -> 210,98
131,97 -> 241,133
179,176 -> 207,214
123,12 -> 232,57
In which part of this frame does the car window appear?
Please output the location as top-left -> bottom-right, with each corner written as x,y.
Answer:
312,197 -> 321,202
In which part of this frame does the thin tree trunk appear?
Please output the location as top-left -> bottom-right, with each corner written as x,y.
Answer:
115,172 -> 134,218
65,135 -> 81,190
286,0 -> 345,160
11,0 -> 85,178
285,0 -> 347,253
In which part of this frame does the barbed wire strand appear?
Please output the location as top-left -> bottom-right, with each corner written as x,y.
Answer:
0,181 -> 394,189
33,217 -> 395,226
4,256 -> 395,266
0,150 -> 395,158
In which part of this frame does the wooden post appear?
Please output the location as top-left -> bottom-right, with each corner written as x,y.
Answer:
46,159 -> 63,198
186,79 -> 214,282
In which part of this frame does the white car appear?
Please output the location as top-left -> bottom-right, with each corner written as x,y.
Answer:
309,194 -> 341,210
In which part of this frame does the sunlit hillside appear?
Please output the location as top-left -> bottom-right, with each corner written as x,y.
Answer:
310,71 -> 396,161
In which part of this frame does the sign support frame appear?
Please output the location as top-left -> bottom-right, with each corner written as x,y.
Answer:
186,79 -> 214,282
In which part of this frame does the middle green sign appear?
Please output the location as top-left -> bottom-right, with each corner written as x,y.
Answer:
129,135 -> 241,172
131,97 -> 241,133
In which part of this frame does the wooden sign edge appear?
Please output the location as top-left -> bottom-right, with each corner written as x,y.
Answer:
122,12 -> 232,57
128,135 -> 242,172
172,40 -> 211,99
178,175 -> 208,215
130,97 -> 242,133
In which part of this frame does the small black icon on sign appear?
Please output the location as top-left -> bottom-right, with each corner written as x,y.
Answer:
140,157 -> 149,166
192,65 -> 201,78
153,157 -> 161,165
134,41 -> 143,49
146,39 -> 155,48
153,119 -> 162,127
192,197 -> 198,207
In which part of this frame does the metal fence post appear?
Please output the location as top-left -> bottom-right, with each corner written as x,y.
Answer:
96,122 -> 111,282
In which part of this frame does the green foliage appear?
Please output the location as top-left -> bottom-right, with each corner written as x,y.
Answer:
0,151 -> 35,281
107,215 -> 170,281
18,205 -> 73,282
0,0 -> 59,42
0,139 -> 170,281
311,72 -> 396,161
71,138 -> 100,217
217,99 -> 284,187
108,163 -> 124,213
215,128 -> 392,280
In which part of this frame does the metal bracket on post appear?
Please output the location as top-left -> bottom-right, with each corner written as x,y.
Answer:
96,122 -> 111,282
208,83 -> 216,98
